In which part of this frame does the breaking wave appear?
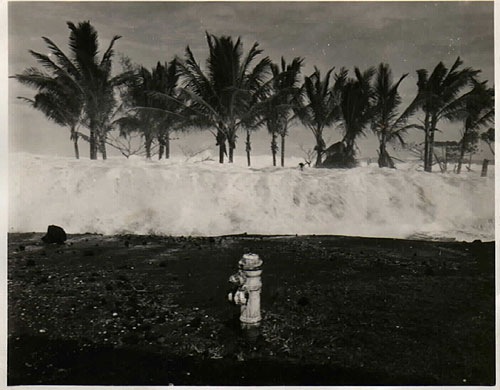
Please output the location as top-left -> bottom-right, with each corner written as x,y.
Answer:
9,153 -> 494,241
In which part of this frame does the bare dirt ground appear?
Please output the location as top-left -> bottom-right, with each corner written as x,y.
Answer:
7,233 -> 495,385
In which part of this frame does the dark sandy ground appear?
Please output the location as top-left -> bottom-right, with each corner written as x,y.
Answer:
7,232 -> 495,385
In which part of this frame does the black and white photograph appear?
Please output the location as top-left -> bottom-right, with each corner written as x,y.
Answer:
6,1 -> 495,386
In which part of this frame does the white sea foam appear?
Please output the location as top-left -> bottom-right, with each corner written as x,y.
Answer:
8,152 -> 494,241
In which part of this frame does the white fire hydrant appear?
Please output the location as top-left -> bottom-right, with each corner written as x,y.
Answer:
228,253 -> 263,326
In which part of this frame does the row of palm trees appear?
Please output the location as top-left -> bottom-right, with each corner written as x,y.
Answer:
14,21 -> 494,172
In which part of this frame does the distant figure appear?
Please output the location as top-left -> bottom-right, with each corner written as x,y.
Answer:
299,162 -> 305,171
42,225 -> 67,244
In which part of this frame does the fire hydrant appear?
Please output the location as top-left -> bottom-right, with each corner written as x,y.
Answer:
228,253 -> 263,326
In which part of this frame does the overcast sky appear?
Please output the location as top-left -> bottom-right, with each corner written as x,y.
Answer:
8,1 -> 494,160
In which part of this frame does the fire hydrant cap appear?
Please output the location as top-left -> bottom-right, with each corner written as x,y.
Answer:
239,253 -> 263,270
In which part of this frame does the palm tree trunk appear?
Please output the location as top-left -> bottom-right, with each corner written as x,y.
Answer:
486,142 -> 495,156
70,126 -> 79,160
315,131 -> 325,167
427,127 -> 436,172
145,136 -> 152,159
423,113 -> 430,171
457,132 -> 468,174
246,130 -> 251,167
165,130 -> 170,159
159,142 -> 164,160
281,134 -> 286,167
425,116 -> 436,172
378,141 -> 395,169
216,130 -> 226,164
99,135 -> 107,160
229,144 -> 234,163
89,130 -> 97,160
74,137 -> 79,160
228,134 -> 236,164
271,133 -> 278,167
97,129 -> 107,160
481,159 -> 489,177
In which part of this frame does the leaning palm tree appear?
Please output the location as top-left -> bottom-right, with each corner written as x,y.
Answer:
456,80 -> 494,174
411,57 -> 479,172
14,21 -> 130,159
15,72 -> 83,159
295,67 -> 340,167
261,57 -> 303,166
177,33 -> 271,163
370,63 -> 416,168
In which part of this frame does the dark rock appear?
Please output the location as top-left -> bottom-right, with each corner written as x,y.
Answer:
159,261 -> 167,267
124,241 -> 130,248
190,316 -> 202,328
297,296 -> 310,306
41,225 -> 67,244
18,245 -> 25,252
83,249 -> 95,257
26,259 -> 36,267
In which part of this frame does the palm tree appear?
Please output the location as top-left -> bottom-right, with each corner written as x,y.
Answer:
370,63 -> 416,168
119,60 -> 181,159
411,57 -> 479,172
15,71 -> 83,159
149,60 -> 181,159
295,67 -> 340,167
14,21 -> 130,159
262,57 -> 303,166
115,66 -> 158,158
178,33 -> 271,163
338,67 -> 375,166
480,127 -> 495,155
456,80 -> 494,174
